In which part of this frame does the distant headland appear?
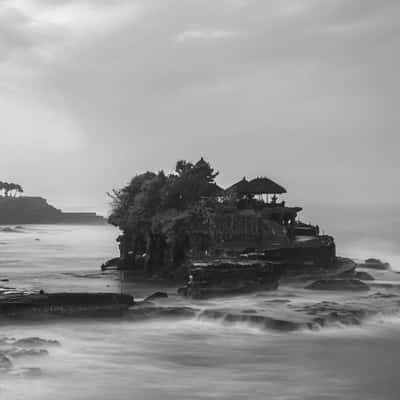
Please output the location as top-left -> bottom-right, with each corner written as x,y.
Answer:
0,181 -> 105,225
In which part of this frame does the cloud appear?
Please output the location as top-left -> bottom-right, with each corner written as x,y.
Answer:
175,29 -> 241,43
0,0 -> 399,211
0,7 -> 36,60
0,91 -> 83,151
0,0 -> 142,66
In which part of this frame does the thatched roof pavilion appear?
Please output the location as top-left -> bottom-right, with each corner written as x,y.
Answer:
226,177 -> 251,195
247,177 -> 286,195
226,177 -> 286,196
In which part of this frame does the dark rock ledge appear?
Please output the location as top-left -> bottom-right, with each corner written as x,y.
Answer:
305,279 -> 370,291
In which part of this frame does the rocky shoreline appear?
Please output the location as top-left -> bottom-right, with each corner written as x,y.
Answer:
1,255 -> 398,336
1,262 -> 400,381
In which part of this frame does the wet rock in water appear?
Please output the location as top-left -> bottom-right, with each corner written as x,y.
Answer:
1,227 -> 19,233
13,337 -> 60,348
368,292 -> 398,299
305,279 -> 370,291
0,353 -> 12,370
127,306 -> 197,320
151,307 -> 196,319
358,258 -> 390,270
0,278 -> 9,282
265,299 -> 291,304
241,309 -> 258,314
354,271 -> 374,281
101,257 -> 121,271
308,313 -> 365,329
5,348 -> 49,358
198,309 -> 303,332
134,300 -> 154,306
1,226 -> 25,233
0,292 -> 134,318
144,292 -> 168,302
296,301 -> 371,329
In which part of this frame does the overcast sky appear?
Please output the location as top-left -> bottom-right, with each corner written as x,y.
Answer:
1,0 -> 399,215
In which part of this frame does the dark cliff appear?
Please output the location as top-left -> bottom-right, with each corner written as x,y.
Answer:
0,196 -> 105,225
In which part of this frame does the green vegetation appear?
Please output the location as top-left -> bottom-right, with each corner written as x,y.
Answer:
109,158 -> 219,228
0,182 -> 23,197
108,158 -> 221,274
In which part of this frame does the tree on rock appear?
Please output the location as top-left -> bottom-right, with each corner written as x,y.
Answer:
0,182 -> 24,197
108,158 -> 220,274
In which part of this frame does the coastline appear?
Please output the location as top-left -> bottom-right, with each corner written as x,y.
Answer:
0,196 -> 106,225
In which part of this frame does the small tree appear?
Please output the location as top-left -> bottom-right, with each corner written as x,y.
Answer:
13,184 -> 23,197
0,182 -> 24,197
9,183 -> 17,197
163,158 -> 219,210
108,158 -> 220,271
3,182 -> 11,197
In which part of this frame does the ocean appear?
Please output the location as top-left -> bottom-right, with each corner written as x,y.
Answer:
1,223 -> 400,400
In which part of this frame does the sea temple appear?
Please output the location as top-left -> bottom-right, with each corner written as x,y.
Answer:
108,158 -> 337,296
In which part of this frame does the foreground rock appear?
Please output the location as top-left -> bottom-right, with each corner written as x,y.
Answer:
292,301 -> 372,328
357,258 -> 390,270
13,337 -> 60,347
144,292 -> 168,302
179,258 -> 285,299
101,257 -> 121,271
305,279 -> 370,291
354,271 -> 375,281
0,291 -> 134,319
127,306 -> 198,321
198,309 -> 303,331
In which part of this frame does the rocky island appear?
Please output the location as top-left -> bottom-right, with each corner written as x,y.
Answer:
106,158 -> 359,296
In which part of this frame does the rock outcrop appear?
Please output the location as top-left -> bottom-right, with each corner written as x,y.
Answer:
305,279 -> 370,291
0,291 -> 134,319
354,271 -> 375,281
0,196 -> 105,225
358,258 -> 390,270
144,292 -> 168,302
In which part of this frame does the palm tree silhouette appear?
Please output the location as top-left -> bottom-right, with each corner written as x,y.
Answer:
3,182 -> 11,197
15,184 -> 24,197
0,182 -> 24,197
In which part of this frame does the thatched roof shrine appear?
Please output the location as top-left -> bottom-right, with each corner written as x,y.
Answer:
226,176 -> 286,195
247,177 -> 286,194
226,177 -> 251,195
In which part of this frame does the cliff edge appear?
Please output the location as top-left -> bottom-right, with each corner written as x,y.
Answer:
0,196 -> 105,225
